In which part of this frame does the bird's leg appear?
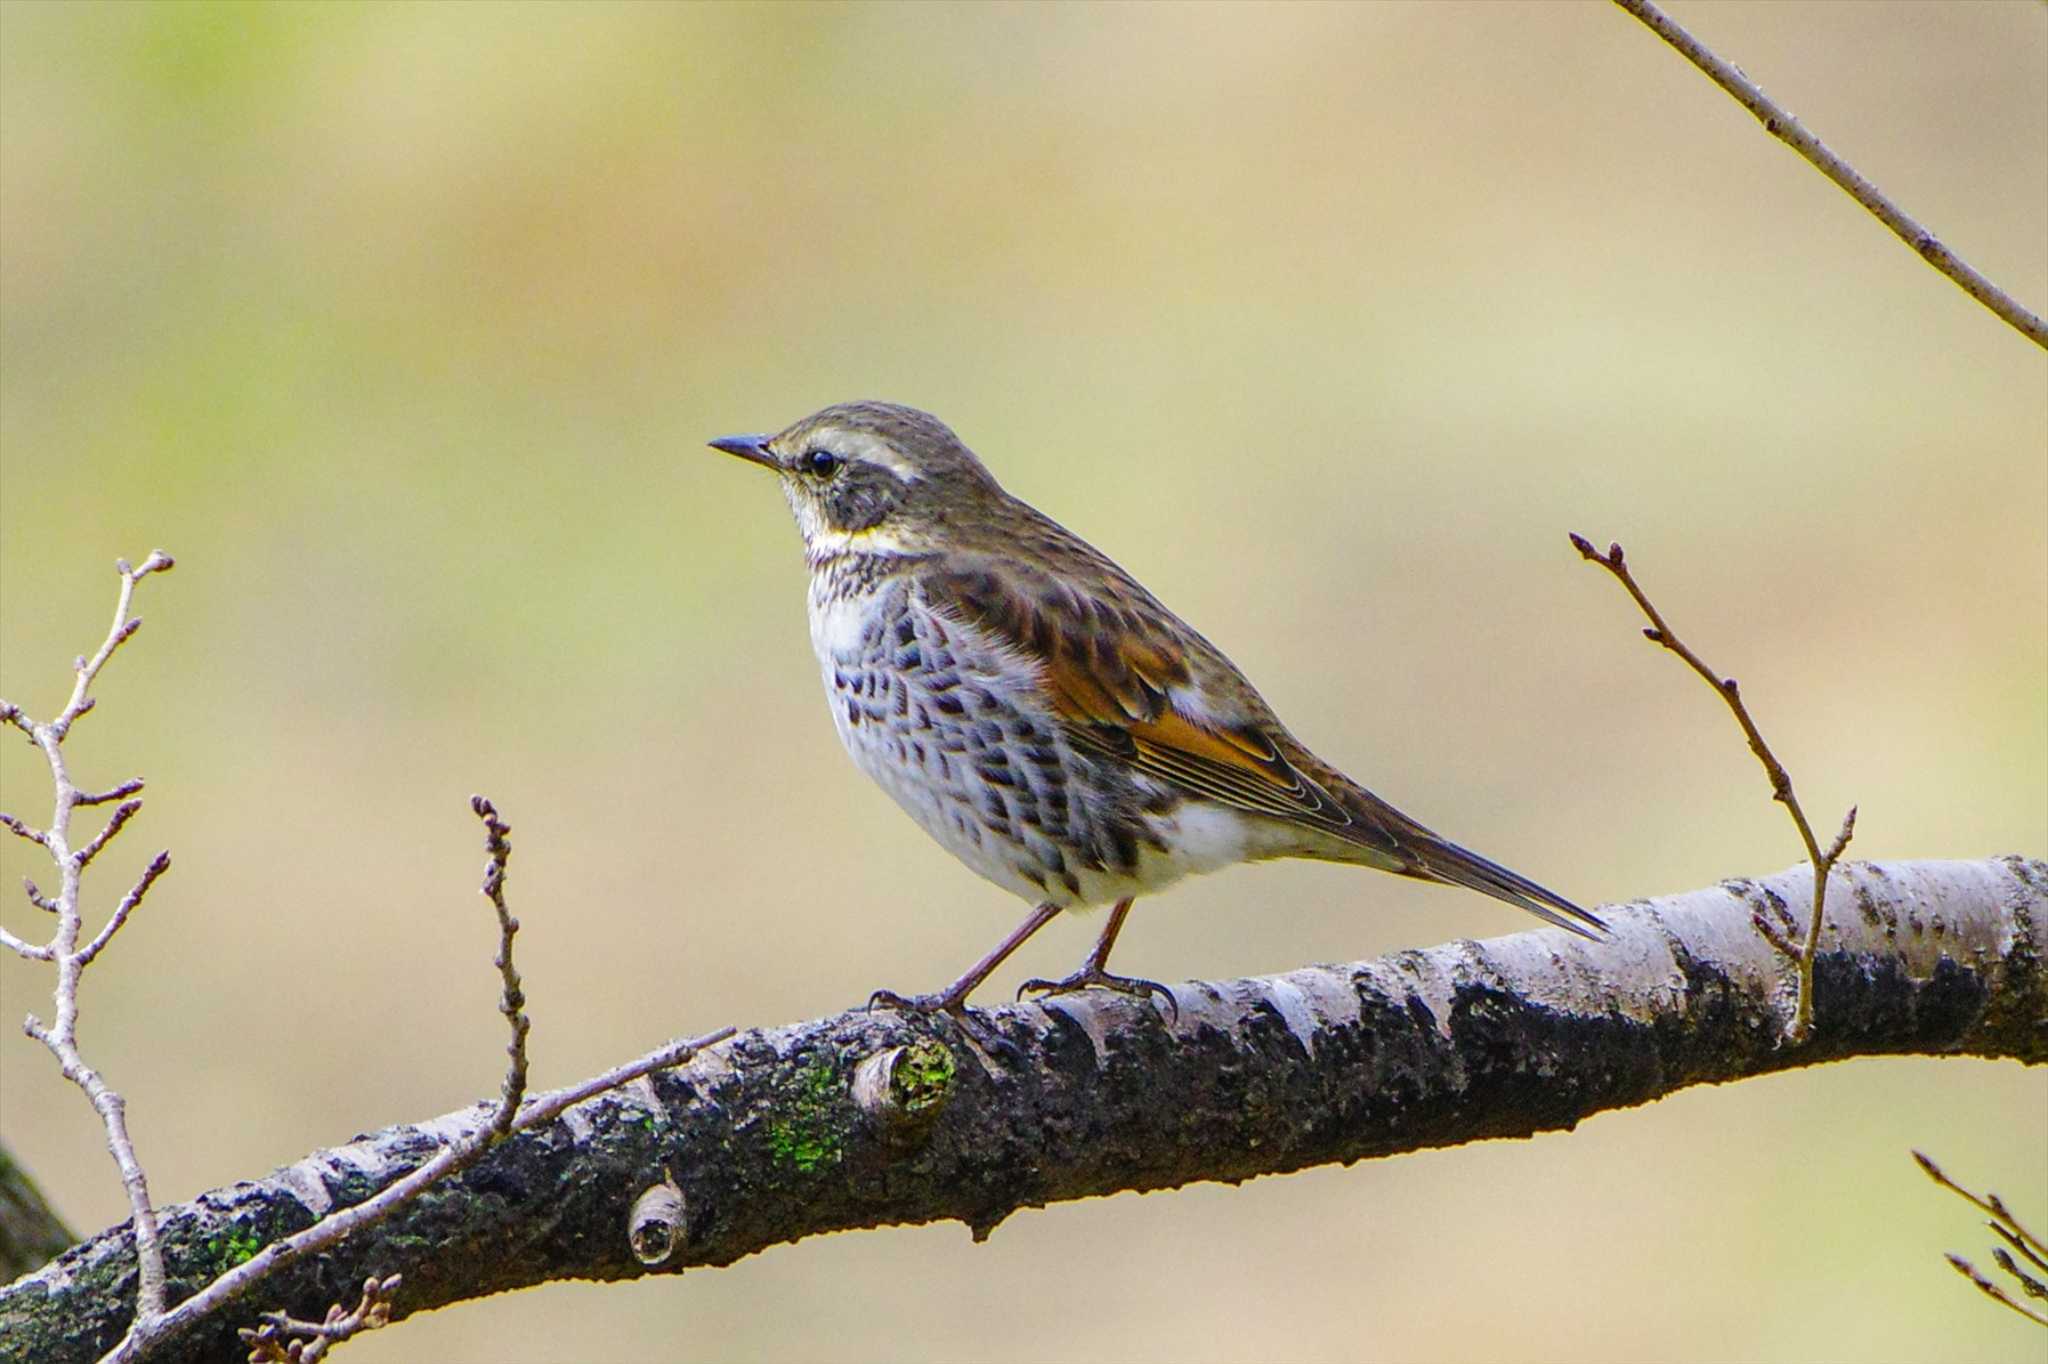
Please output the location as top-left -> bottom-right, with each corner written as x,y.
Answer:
868,900 -> 1062,1020
1017,898 -> 1177,1018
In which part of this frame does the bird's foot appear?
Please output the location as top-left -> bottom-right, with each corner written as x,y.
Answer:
1017,968 -> 1178,1021
867,986 -> 1023,1060
865,986 -> 973,1020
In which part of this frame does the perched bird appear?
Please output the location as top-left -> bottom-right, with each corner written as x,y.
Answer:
709,401 -> 1603,1017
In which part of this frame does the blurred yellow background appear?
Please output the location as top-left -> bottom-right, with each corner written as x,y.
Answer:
3,2 -> 2042,1361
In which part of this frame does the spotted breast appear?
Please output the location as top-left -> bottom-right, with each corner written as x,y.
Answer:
806,553 -> 1272,910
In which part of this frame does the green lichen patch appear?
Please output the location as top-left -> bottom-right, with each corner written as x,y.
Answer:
196,1221 -> 265,1278
890,1040 -> 955,1117
766,1059 -> 845,1173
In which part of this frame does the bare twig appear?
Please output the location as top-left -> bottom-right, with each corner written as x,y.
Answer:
1612,0 -> 2048,350
1946,1254 -> 2048,1329
1915,1150 -> 2048,1329
102,1024 -> 736,1364
0,925 -> 53,961
0,812 -> 50,848
512,1025 -> 737,1120
1748,911 -> 1798,961
100,793 -> 727,1362
0,551 -> 177,1326
1992,1242 -> 2048,1300
1990,1224 -> 2048,1281
77,778 -> 147,808
78,852 -> 172,967
74,799 -> 142,870
1916,1151 -> 2048,1257
470,796 -> 529,1139
1571,534 -> 1852,1040
1,556 -> 729,1361
238,1275 -> 402,1363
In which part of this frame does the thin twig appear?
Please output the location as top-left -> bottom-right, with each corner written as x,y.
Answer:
1612,0 -> 2048,350
1748,911 -> 1799,961
0,548 -> 733,1362
0,924 -> 54,961
0,812 -> 49,848
1571,534 -> 1852,1040
1946,1254 -> 2048,1328
77,777 -> 146,808
1915,1150 -> 2048,1258
470,796 -> 529,1140
515,1027 -> 737,1119
73,798 -> 141,869
1916,1150 -> 2048,1329
1991,1244 -> 2048,1302
1990,1222 -> 2048,1281
100,793 -> 729,1362
77,852 -> 172,967
0,552 -> 177,1327
239,1274 -> 402,1363
102,1025 -> 736,1364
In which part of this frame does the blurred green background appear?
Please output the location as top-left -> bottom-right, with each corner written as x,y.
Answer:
2,2 -> 2042,1360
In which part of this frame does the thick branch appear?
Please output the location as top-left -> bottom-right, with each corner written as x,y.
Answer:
2,856 -> 2040,1363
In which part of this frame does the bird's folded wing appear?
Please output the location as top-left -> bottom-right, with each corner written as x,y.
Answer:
919,563 -> 1355,831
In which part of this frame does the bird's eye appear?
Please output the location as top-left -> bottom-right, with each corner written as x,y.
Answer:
802,450 -> 843,479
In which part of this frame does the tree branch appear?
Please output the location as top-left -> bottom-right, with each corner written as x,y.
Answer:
1916,1148 -> 2048,1328
81,801 -> 729,1364
1613,0 -> 2048,350
0,551 -> 177,1332
4,855 -> 2039,1364
1572,533 -> 1855,1039
0,1141 -> 76,1283
469,796 -> 530,1141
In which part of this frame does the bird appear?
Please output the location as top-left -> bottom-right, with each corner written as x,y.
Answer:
708,401 -> 1604,1018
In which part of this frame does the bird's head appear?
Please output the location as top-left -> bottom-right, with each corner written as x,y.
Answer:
708,401 -> 1004,563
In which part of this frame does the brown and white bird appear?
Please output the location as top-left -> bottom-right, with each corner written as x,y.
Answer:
710,401 -> 1603,1017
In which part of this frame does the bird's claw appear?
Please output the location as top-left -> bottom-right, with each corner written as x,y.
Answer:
1017,969 -> 1178,1021
866,987 -> 942,1015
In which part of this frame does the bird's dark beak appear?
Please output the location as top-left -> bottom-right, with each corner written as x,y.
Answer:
708,433 -> 778,471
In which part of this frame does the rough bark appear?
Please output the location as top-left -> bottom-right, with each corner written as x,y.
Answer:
2,856 -> 2042,1364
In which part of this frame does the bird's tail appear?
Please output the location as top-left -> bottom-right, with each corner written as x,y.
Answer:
1268,734 -> 1607,938
1392,828 -> 1608,940
1304,761 -> 1608,939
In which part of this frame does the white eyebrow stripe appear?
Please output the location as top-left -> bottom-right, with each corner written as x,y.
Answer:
808,427 -> 923,483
